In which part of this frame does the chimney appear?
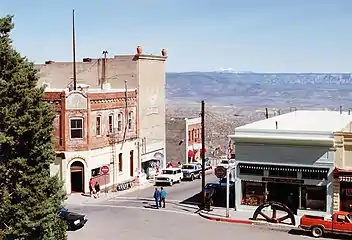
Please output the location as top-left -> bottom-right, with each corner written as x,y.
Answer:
83,58 -> 92,62
340,105 -> 343,114
45,60 -> 55,64
275,121 -> 278,129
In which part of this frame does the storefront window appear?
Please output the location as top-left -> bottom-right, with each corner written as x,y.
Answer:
340,182 -> 352,212
300,186 -> 326,211
91,167 -> 101,177
302,172 -> 327,180
269,170 -> 297,178
241,181 -> 265,206
239,168 -> 264,176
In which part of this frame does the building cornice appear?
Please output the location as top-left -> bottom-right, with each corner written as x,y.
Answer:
135,54 -> 167,61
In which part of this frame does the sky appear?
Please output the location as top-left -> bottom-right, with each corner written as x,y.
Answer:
1,0 -> 352,73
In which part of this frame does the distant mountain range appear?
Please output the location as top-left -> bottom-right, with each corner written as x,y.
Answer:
166,72 -> 352,109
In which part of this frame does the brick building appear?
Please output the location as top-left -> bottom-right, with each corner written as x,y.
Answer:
185,117 -> 205,163
39,46 -> 167,190
45,86 -> 138,194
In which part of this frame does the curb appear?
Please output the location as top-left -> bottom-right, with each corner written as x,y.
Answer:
198,211 -> 298,232
198,211 -> 253,225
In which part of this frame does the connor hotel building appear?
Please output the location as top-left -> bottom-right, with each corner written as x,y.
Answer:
38,46 -> 167,194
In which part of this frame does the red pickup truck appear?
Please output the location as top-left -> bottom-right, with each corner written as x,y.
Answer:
299,211 -> 352,238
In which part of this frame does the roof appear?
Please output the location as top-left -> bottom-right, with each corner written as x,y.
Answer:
236,110 -> 352,133
185,117 -> 201,125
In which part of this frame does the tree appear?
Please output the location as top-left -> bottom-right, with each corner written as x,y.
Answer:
0,16 -> 67,239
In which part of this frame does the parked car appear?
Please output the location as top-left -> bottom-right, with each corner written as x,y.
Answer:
155,168 -> 183,186
300,211 -> 352,238
217,159 -> 236,168
182,163 -> 202,180
58,208 -> 87,231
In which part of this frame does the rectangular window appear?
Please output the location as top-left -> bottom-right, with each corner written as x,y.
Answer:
269,170 -> 297,178
70,118 -> 83,139
96,116 -> 101,136
128,112 -> 133,130
241,181 -> 265,206
300,185 -> 326,211
108,114 -> 114,133
239,168 -> 264,176
117,113 -> 122,131
118,153 -> 123,172
91,167 -> 101,177
302,172 -> 327,180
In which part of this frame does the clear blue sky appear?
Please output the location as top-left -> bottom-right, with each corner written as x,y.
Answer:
1,0 -> 351,72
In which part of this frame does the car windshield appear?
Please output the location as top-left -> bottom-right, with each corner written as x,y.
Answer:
162,170 -> 174,174
220,160 -> 229,164
182,165 -> 194,169
348,214 -> 352,221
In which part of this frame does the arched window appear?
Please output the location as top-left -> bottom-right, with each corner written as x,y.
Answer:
117,113 -> 122,131
108,114 -> 114,133
128,111 -> 133,130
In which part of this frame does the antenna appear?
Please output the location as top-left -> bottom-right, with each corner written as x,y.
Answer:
72,9 -> 77,90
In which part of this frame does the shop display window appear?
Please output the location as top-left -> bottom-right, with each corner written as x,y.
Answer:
241,181 -> 265,206
302,172 -> 327,180
268,170 -> 297,178
239,168 -> 264,176
300,185 -> 326,211
340,183 -> 352,212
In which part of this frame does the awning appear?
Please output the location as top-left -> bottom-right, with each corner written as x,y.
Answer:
339,176 -> 352,182
238,163 -> 329,173
188,150 -> 195,158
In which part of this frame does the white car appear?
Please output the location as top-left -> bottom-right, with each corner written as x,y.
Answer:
217,159 -> 236,168
155,168 -> 183,186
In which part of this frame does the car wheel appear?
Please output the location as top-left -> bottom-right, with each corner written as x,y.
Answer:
191,175 -> 194,181
179,177 -> 182,183
311,226 -> 323,238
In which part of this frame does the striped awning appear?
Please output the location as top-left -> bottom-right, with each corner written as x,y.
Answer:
238,164 -> 329,173
339,176 -> 352,182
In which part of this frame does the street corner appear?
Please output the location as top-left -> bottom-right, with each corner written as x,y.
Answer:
198,210 -> 254,225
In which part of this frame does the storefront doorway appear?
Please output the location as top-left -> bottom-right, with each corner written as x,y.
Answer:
267,182 -> 299,214
70,161 -> 84,193
340,182 -> 352,212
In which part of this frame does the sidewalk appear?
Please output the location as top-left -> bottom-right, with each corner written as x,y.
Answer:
64,181 -> 154,206
198,208 -> 300,232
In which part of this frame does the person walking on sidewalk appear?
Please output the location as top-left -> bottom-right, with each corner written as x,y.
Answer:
160,187 -> 167,208
94,182 -> 101,198
153,188 -> 161,209
89,178 -> 94,197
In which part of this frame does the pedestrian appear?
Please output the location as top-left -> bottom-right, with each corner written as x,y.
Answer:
160,187 -> 166,208
89,178 -> 94,197
94,182 -> 101,198
153,187 -> 161,209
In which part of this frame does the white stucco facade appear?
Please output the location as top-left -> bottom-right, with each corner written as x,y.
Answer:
51,139 -> 138,194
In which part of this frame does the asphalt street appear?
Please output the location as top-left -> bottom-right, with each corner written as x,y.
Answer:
67,205 -> 329,240
66,173 -> 337,239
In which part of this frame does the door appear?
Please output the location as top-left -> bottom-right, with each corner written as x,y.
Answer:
333,214 -> 352,233
130,150 -> 134,177
70,161 -> 84,193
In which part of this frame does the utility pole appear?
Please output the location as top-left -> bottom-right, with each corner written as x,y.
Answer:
72,9 -> 77,91
102,50 -> 108,86
201,100 -> 206,207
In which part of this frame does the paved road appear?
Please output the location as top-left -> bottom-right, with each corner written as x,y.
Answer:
122,172 -> 218,201
66,172 -> 338,240
67,205 -> 329,240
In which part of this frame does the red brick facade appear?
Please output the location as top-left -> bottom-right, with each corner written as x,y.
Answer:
43,90 -> 138,152
188,122 -> 202,145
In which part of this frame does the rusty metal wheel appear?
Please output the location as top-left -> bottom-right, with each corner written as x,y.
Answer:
252,201 -> 296,226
